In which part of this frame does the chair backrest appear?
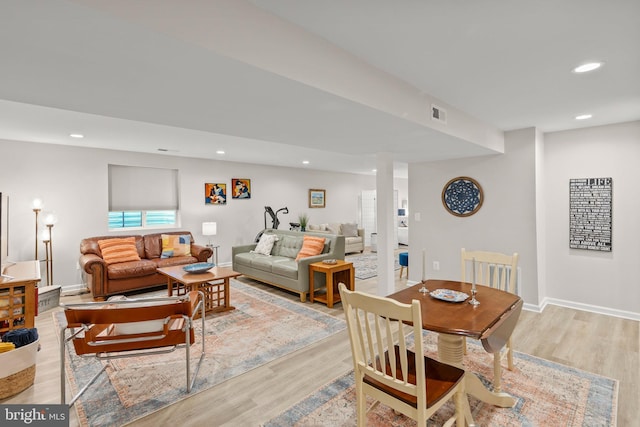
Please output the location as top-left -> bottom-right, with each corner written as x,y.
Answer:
338,283 -> 426,408
461,248 -> 519,293
62,292 -> 198,355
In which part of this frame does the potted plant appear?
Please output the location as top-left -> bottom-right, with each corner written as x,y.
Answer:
298,213 -> 309,231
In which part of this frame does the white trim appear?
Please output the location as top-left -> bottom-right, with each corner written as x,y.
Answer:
60,283 -> 90,296
535,297 -> 640,321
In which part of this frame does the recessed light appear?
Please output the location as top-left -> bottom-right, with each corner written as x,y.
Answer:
216,150 -> 225,155
576,114 -> 593,120
69,133 -> 84,138
302,160 -> 310,165
573,62 -> 603,73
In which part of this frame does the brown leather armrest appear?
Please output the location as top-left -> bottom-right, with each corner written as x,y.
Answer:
190,244 -> 213,262
79,253 -> 106,274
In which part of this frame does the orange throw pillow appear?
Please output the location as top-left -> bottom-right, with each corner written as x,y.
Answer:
295,235 -> 326,261
98,237 -> 141,265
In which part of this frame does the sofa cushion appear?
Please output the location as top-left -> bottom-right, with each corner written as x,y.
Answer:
252,233 -> 278,256
271,259 -> 299,279
341,223 -> 359,237
274,235 -> 303,258
161,234 -> 192,258
106,259 -> 157,279
98,237 -> 141,265
234,252 -> 256,267
251,256 -> 276,273
152,256 -> 198,268
296,235 -> 326,261
345,236 -> 362,246
327,223 -> 342,235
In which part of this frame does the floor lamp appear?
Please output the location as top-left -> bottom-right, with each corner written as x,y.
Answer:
202,222 -> 218,265
42,229 -> 52,287
32,198 -> 43,260
43,213 -> 57,286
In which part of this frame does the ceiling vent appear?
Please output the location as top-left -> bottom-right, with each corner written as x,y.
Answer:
431,104 -> 447,124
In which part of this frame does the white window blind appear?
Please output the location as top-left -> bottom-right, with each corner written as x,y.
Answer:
108,165 -> 179,211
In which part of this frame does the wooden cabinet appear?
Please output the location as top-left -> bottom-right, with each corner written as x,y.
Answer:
0,261 -> 40,336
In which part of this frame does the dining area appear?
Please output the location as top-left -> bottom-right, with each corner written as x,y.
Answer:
339,248 -> 522,426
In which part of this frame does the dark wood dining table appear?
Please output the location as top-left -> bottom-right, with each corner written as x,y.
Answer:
387,279 -> 523,412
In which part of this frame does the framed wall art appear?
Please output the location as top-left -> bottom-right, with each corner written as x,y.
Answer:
309,189 -> 325,208
231,178 -> 251,199
205,183 -> 226,205
441,176 -> 483,217
569,177 -> 612,251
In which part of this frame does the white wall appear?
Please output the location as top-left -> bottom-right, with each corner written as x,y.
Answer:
544,121 -> 640,317
409,121 -> 640,318
0,139 -> 377,289
408,128 -> 539,304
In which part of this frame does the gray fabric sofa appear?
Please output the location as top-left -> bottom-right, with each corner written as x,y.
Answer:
232,229 -> 345,302
307,223 -> 364,254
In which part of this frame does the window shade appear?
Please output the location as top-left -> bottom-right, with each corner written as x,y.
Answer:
108,165 -> 179,211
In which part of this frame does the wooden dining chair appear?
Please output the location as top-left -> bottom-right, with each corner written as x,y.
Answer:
338,283 -> 467,426
461,248 -> 519,392
60,291 -> 205,406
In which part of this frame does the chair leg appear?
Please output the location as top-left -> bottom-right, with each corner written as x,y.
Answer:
356,379 -> 366,427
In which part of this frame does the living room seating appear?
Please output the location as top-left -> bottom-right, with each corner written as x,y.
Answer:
232,228 -> 345,302
79,231 -> 212,300
306,223 -> 364,253
338,283 -> 467,426
60,290 -> 205,405
461,248 -> 519,393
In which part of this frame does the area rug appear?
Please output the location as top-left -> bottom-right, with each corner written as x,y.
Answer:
57,280 -> 346,427
265,333 -> 618,426
347,253 -> 400,280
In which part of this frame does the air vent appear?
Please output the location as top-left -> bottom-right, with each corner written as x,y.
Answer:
431,104 -> 447,124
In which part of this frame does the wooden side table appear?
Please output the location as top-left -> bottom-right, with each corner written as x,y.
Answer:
309,260 -> 355,308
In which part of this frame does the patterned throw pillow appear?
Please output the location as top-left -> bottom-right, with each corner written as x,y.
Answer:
161,234 -> 192,258
98,237 -> 141,265
251,233 -> 279,256
296,235 -> 326,261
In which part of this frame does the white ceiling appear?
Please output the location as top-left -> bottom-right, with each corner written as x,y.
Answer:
1,0 -> 638,178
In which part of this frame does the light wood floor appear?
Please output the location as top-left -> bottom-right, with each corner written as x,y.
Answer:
5,264 -> 638,426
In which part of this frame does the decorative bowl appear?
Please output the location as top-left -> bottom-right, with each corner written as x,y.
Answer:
322,259 -> 337,265
183,262 -> 215,274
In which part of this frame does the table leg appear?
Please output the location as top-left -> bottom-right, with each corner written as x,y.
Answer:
223,278 -> 231,309
167,277 -> 173,297
310,269 -> 316,303
349,265 -> 355,291
437,333 -> 516,408
326,271 -> 334,308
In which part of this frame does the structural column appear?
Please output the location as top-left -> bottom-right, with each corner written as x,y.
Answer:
376,152 -> 396,296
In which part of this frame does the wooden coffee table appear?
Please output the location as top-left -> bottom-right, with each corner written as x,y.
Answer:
158,265 -> 241,314
309,260 -> 355,308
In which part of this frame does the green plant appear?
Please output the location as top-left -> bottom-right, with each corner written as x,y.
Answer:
298,213 -> 309,229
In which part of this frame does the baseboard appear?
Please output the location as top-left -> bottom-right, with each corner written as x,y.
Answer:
60,283 -> 90,296
538,297 -> 639,321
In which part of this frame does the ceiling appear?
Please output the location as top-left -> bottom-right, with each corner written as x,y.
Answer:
1,0 -> 638,178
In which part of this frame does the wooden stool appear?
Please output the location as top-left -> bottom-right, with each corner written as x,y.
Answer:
399,252 -> 408,278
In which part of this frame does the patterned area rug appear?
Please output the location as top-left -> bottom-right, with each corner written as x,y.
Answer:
57,280 -> 345,427
265,333 -> 618,426
347,253 -> 400,280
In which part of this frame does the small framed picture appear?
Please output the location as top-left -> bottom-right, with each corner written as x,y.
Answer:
205,183 -> 227,205
232,178 -> 251,199
309,189 -> 325,208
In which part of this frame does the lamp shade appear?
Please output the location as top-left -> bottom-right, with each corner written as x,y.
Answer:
202,222 -> 217,236
44,212 -> 58,225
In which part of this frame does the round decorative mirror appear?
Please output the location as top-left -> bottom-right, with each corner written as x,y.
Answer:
441,176 -> 483,217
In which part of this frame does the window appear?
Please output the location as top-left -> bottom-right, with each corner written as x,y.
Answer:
108,165 -> 179,230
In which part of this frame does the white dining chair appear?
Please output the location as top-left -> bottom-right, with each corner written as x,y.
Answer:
461,248 -> 519,393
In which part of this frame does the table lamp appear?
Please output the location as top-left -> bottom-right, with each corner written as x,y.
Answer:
202,222 -> 218,264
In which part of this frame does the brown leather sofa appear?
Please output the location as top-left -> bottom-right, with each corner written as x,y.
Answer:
79,231 -> 212,300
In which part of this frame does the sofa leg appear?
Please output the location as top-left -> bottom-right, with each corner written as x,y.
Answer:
300,293 -> 307,303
